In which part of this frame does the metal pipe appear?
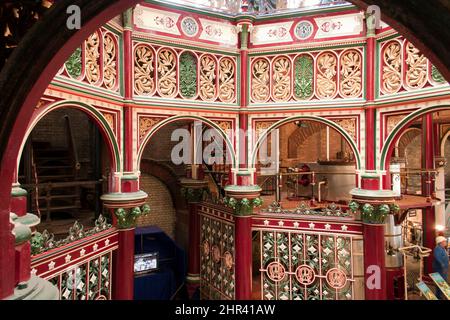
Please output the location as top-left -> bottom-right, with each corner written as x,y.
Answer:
318,180 -> 327,203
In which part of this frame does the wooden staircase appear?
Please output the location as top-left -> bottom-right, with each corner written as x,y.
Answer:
30,140 -> 81,221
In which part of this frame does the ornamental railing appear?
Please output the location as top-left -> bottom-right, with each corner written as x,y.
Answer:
259,201 -> 351,218
30,216 -> 118,300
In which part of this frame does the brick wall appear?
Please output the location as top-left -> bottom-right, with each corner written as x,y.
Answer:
277,122 -> 353,167
31,108 -> 92,161
137,173 -> 177,238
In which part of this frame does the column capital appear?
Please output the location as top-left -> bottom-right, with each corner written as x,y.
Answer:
179,178 -> 209,203
349,188 -> 400,224
101,191 -> 150,229
223,184 -> 262,216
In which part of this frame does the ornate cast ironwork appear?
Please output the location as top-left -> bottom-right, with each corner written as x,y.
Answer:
348,200 -> 400,224
200,213 -> 235,300
259,229 -> 354,300
114,204 -> 151,229
223,196 -> 263,216
31,214 -> 111,255
261,201 -> 350,217
180,186 -> 209,203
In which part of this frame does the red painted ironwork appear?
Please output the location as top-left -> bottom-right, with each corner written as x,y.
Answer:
31,228 -> 118,300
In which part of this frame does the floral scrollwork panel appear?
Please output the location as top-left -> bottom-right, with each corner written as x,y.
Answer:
199,55 -> 217,101
103,34 -> 117,90
331,118 -> 357,143
65,47 -> 82,79
251,59 -> 270,103
102,113 -> 115,132
179,52 -> 197,99
339,50 -> 362,98
272,57 -> 292,102
134,45 -> 155,96
381,41 -> 402,94
294,55 -> 314,100
85,32 -> 101,85
139,117 -> 164,142
157,49 -> 177,97
316,52 -> 337,99
405,42 -> 427,89
218,58 -> 236,103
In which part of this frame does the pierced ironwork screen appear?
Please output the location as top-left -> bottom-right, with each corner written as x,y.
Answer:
31,227 -> 118,300
199,206 -> 235,300
258,229 -> 355,300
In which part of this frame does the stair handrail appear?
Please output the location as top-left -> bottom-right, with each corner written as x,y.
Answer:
63,115 -> 80,177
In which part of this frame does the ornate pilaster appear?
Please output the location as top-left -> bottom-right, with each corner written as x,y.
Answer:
101,191 -> 149,300
349,188 -> 399,300
180,178 -> 209,288
348,191 -> 400,224
179,178 -> 209,203
223,185 -> 263,216
223,184 -> 261,300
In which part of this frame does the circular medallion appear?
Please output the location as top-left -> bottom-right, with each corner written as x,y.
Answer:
266,261 -> 286,282
95,295 -> 107,300
212,245 -> 221,263
224,251 -> 233,270
294,21 -> 314,40
295,265 -> 316,285
181,17 -> 199,37
325,268 -> 347,289
202,240 -> 210,256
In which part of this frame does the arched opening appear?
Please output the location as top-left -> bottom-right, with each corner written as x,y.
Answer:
252,118 -> 358,208
136,118 -> 234,300
17,107 -> 114,236
382,108 -> 450,298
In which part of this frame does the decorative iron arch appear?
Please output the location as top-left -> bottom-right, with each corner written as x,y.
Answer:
17,100 -> 121,173
380,104 -> 450,170
137,115 -> 237,169
250,115 -> 362,170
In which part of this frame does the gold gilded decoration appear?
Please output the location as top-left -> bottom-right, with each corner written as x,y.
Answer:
218,58 -> 235,103
340,50 -> 362,98
272,56 -> 291,102
212,120 -> 232,135
255,121 -> 276,142
251,59 -> 270,103
382,41 -> 402,94
102,113 -> 115,131
199,55 -> 217,101
157,49 -> 177,97
295,265 -> 316,285
212,245 -> 221,263
224,251 -> 233,270
134,45 -> 155,95
266,261 -> 286,282
202,240 -> 210,256
386,114 -> 407,135
316,52 -> 337,99
103,34 -> 117,90
332,118 -> 357,142
405,42 -> 427,89
85,32 -> 101,84
325,268 -> 347,289
139,117 -> 164,141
